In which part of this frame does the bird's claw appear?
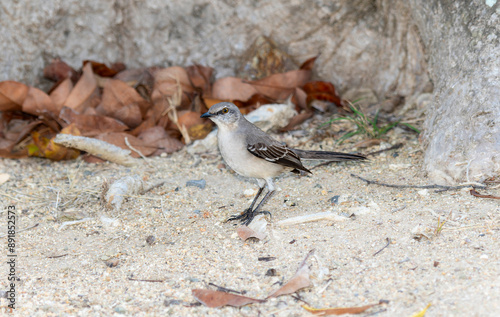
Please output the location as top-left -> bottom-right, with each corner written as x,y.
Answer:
225,209 -> 271,226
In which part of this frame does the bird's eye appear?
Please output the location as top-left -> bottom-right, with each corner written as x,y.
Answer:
222,108 -> 229,114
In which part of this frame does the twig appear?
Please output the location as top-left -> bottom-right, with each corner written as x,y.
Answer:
208,283 -> 244,294
366,143 -> 404,156
124,137 -> 152,167
128,277 -> 165,283
470,189 -> 500,200
351,174 -> 486,192
47,254 -> 69,259
0,223 -> 39,238
373,238 -> 391,256
140,179 -> 170,195
54,134 -> 137,166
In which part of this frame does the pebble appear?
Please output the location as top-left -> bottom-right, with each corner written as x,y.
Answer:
330,195 -> 340,204
146,235 -> 156,245
186,179 -> 206,189
114,306 -> 127,314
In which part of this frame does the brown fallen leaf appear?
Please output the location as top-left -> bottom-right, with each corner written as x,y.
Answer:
302,81 -> 342,108
249,69 -> 311,100
186,64 -> 213,95
99,79 -> 150,128
28,124 -> 81,161
267,250 -> 314,298
49,78 -> 74,110
192,289 -> 265,308
43,58 -> 79,83
0,81 -> 29,111
302,303 -> 379,315
300,55 -> 318,70
64,63 -> 98,112
470,189 -> 500,200
212,77 -> 258,101
22,86 -> 60,116
279,110 -> 314,132
59,107 -> 128,136
151,66 -> 194,108
137,126 -> 184,156
84,60 -> 125,77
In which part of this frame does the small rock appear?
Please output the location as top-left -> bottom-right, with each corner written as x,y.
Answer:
284,199 -> 296,207
164,299 -> 181,306
418,189 -> 429,196
186,179 -> 206,189
313,183 -> 323,189
192,210 -> 201,214
244,188 -> 258,197
265,269 -> 277,276
330,195 -> 340,204
480,254 -> 489,260
217,163 -> 226,169
114,306 -> 127,314
146,235 -> 156,245
105,259 -> 119,268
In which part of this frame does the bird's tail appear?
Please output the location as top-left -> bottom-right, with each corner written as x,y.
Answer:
292,149 -> 366,161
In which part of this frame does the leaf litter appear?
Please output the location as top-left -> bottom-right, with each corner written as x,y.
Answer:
0,55 -> 346,162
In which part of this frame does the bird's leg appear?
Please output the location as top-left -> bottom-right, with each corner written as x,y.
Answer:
241,189 -> 275,226
225,186 -> 265,223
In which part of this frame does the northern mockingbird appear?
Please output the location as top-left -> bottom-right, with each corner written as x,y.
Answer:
201,102 -> 366,225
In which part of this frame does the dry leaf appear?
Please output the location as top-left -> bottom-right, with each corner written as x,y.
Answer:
192,289 -> 264,308
0,81 -> 29,111
267,250 -> 314,298
64,63 -> 98,112
84,60 -> 125,77
302,81 -> 342,107
212,77 -> 258,101
49,78 -> 74,109
43,58 -> 78,82
28,124 -> 81,161
186,64 -> 213,94
300,55 -> 318,70
302,303 -> 378,315
137,126 -> 184,156
59,107 -> 128,136
151,66 -> 193,107
280,110 -> 314,132
22,86 -> 60,116
250,69 -> 311,100
99,79 -> 150,128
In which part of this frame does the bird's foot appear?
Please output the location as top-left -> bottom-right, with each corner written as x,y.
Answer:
225,209 -> 272,226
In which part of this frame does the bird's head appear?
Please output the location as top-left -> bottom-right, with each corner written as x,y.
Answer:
200,102 -> 242,127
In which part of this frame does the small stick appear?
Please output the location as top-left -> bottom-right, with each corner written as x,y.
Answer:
351,174 -> 486,191
470,189 -> 500,200
124,137 -> 151,167
373,238 -> 391,256
366,143 -> 403,156
140,179 -> 170,195
128,278 -> 165,283
47,254 -> 69,259
208,283 -> 244,294
0,223 -> 39,238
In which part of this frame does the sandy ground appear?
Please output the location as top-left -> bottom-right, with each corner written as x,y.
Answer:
0,125 -> 499,316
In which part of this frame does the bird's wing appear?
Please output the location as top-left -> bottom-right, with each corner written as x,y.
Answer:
247,142 -> 312,174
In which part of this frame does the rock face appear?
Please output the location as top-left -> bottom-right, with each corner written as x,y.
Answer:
1,0 -> 498,183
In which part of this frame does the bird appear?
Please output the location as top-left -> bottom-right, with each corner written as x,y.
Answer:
201,102 -> 366,225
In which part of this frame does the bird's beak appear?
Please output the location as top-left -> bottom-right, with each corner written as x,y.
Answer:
200,111 -> 213,118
